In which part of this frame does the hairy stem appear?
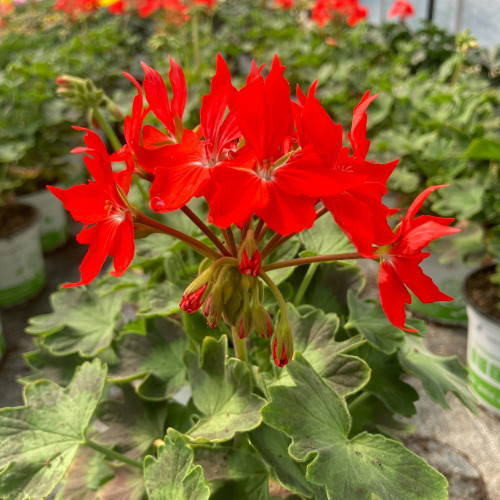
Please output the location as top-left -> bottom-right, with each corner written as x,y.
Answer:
181,205 -> 230,256
259,269 -> 288,317
262,252 -> 364,271
231,325 -> 248,363
293,262 -> 319,306
222,227 -> 238,257
84,439 -> 143,469
134,211 -> 221,260
92,106 -> 121,152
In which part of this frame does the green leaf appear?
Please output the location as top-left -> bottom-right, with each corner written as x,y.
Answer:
138,282 -> 184,317
398,336 -> 477,412
345,290 -> 405,354
466,137 -> 500,161
387,166 -> 421,194
349,394 -> 416,438
431,178 -> 484,220
356,345 -> 418,418
286,304 -> 369,396
262,354 -> 448,500
299,263 -> 363,316
144,431 -> 210,500
26,287 -> 124,357
184,336 -> 267,442
0,360 -> 107,500
22,346 -> 84,386
96,385 -> 168,460
249,423 -> 315,498
300,215 -> 355,257
192,445 -> 272,500
108,316 -> 189,401
182,310 -> 224,345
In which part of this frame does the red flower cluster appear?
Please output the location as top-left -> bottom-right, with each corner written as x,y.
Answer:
53,0 -> 100,15
388,0 -> 415,21
51,54 -> 458,364
274,0 -> 295,9
312,0 -> 368,28
107,0 -> 215,19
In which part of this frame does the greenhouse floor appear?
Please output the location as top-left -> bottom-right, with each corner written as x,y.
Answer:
1,235 -> 499,499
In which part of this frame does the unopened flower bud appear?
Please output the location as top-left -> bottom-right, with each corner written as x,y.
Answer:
272,319 -> 294,367
238,229 -> 261,277
261,312 -> 274,338
272,337 -> 289,367
238,319 -> 247,339
55,75 -> 71,86
180,283 -> 208,314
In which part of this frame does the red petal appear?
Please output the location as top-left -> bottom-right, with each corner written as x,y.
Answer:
47,183 -> 108,225
108,213 -> 135,277
347,91 -> 378,160
168,56 -> 187,122
392,257 -> 455,304
273,146 -> 363,198
141,62 -> 175,136
236,55 -> 292,164
208,160 -> 266,228
65,220 -> 118,287
302,83 -> 343,167
323,192 -> 376,257
256,185 -> 317,235
402,185 -> 449,232
378,261 -> 415,331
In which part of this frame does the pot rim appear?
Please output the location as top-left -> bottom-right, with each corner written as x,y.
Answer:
0,203 -> 41,241
463,263 -> 500,325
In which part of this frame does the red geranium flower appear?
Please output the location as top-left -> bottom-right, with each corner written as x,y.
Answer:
376,185 -> 460,331
148,54 -> 240,212
388,0 -> 414,20
312,0 -> 368,28
295,85 -> 397,257
48,129 -> 134,288
111,57 -> 186,181
208,56 -> 351,235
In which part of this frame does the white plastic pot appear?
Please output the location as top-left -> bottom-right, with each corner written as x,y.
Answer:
0,205 -> 46,307
464,266 -> 500,416
18,186 -> 68,251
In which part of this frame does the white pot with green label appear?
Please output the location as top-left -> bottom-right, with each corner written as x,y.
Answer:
18,186 -> 68,251
464,265 -> 500,416
0,204 -> 46,307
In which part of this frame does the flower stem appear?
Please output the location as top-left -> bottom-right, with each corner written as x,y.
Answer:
255,224 -> 269,245
222,227 -> 238,257
181,205 -> 230,256
84,438 -> 142,469
347,391 -> 371,413
260,233 -> 284,259
293,262 -> 319,306
254,218 -> 265,241
231,325 -> 248,363
259,270 -> 288,316
262,252 -> 363,271
92,106 -> 122,152
134,211 -> 221,260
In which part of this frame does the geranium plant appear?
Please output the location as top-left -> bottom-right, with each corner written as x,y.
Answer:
0,54 -> 476,499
